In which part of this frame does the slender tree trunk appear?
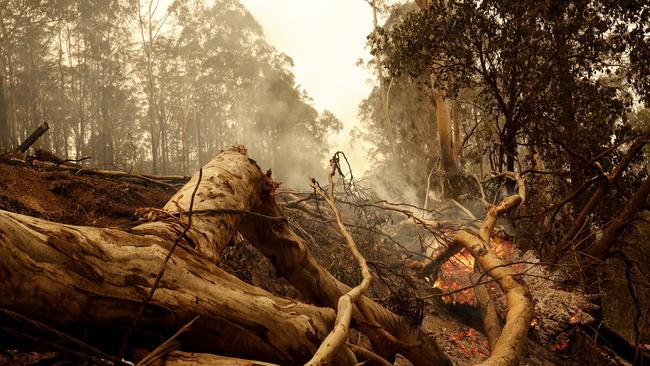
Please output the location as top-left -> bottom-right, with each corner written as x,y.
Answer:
416,0 -> 459,179
430,73 -> 458,177
452,101 -> 461,167
0,67 -> 8,148
370,0 -> 396,161
9,57 -> 17,148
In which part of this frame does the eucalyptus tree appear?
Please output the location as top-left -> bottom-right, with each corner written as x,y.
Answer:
375,0 -> 649,257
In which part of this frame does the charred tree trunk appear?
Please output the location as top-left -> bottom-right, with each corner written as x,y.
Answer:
15,122 -> 49,153
584,175 -> 650,265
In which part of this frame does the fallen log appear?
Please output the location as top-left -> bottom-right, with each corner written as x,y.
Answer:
133,147 -> 451,365
163,351 -> 279,365
0,146 -> 347,364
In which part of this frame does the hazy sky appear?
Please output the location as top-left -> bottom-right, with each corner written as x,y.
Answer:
239,0 -> 379,173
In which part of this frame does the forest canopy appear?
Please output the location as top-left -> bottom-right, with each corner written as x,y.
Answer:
0,0 -> 342,185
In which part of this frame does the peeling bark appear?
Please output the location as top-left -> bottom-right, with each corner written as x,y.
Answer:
0,146 -> 339,364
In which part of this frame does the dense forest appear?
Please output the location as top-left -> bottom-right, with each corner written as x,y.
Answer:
0,0 -> 649,365
0,0 -> 341,184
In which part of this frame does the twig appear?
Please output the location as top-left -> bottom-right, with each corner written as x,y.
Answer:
136,315 -> 200,366
305,153 -> 372,366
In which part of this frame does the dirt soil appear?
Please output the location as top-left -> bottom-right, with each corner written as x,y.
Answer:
0,161 -> 173,226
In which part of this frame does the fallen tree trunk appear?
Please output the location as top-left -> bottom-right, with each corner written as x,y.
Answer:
163,351 -> 279,366
0,210 -> 337,364
0,146 -> 345,364
153,149 -> 451,365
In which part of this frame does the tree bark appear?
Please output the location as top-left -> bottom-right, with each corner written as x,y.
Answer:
430,72 -> 458,178
470,270 -> 502,351
163,351 -> 279,365
0,146 -> 343,365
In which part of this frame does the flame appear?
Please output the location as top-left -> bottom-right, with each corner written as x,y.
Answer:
432,234 -> 516,305
434,249 -> 476,304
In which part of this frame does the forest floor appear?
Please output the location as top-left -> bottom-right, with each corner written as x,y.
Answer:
0,160 -> 173,227
0,158 -> 626,366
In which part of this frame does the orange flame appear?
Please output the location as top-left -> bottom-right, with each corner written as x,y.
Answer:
432,234 -> 516,305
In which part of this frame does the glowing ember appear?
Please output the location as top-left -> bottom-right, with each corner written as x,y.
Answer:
432,234 -> 517,305
434,249 -> 475,304
446,328 -> 489,359
551,341 -> 569,351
